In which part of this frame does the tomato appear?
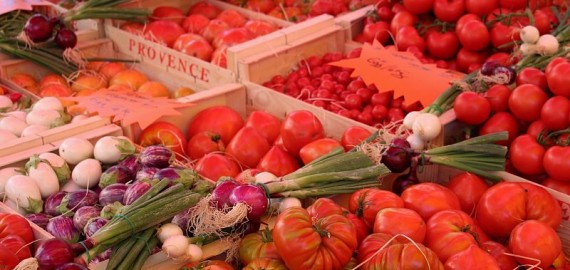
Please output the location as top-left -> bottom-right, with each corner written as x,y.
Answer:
340,126 -> 372,151
186,131 -> 224,160
455,13 -> 481,36
257,146 -> 300,177
244,20 -> 278,38
509,220 -> 562,269
425,30 -> 460,60
185,260 -> 234,270
433,0 -> 465,22
272,207 -> 357,270
188,106 -> 245,145
150,6 -> 185,24
239,228 -> 281,265
306,198 -> 344,219
516,67 -> 548,90
542,178 -> 570,195
299,138 -> 343,165
216,10 -> 247,28
444,244 -> 501,270
243,258 -> 287,270
225,127 -> 271,168
480,241 -> 518,270
527,120 -> 548,140
458,20 -> 490,51
401,183 -> 461,221
456,47 -> 488,73
371,90 -> 393,107
0,245 -> 19,270
403,0 -> 434,14
541,96 -> 570,131
345,213 -> 369,246
0,214 -> 34,243
0,235 -> 31,261
533,9 -> 552,35
280,110 -> 325,157
202,20 -> 231,42
489,23 -> 519,51
544,146 -> 570,181
498,0 -> 526,9
390,11 -> 418,36
361,21 -> 391,44
244,111 -> 281,145
245,0 -> 277,13
484,84 -> 511,112
373,208 -> 426,243
181,14 -> 210,34
453,92 -> 491,125
546,62 -> 570,98
357,233 -> 444,270
479,112 -> 519,145
348,188 -> 404,228
396,26 -> 426,52
195,153 -> 241,181
465,0 -> 498,16
446,172 -> 489,215
508,84 -> 548,122
486,52 -> 512,66
143,20 -> 185,48
509,134 -> 546,175
545,57 -> 568,75
476,181 -> 562,238
187,2 -> 221,19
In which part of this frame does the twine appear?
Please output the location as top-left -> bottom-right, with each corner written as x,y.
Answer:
114,214 -> 136,234
78,241 -> 91,263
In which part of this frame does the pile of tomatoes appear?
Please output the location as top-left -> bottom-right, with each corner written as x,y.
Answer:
0,214 -> 36,269
356,0 -> 566,73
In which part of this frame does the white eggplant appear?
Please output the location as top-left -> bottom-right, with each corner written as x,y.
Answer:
0,167 -> 23,197
25,155 -> 60,198
93,136 -> 136,164
0,129 -> 17,142
72,158 -> 102,188
38,152 -> 71,184
0,96 -> 13,111
26,109 -> 71,128
32,97 -> 64,111
20,124 -> 49,137
0,115 -> 28,136
59,137 -> 94,165
5,111 -> 27,121
4,199 -> 27,215
5,175 -> 43,213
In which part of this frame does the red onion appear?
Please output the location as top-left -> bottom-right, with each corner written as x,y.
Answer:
229,184 -> 268,220
493,66 -> 516,84
98,183 -> 128,206
480,61 -> 500,76
24,14 -> 54,43
210,179 -> 239,210
35,239 -> 74,270
55,28 -> 77,49
381,140 -> 412,173
138,145 -> 174,168
135,167 -> 159,182
56,263 -> 89,270
73,206 -> 101,231
392,173 -> 420,195
47,216 -> 80,243
123,181 -> 152,205
84,217 -> 108,238
45,191 -> 68,216
99,165 -> 133,188
26,213 -> 52,230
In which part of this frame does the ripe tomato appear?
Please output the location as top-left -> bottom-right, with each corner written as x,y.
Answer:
280,110 -> 325,157
150,6 -> 185,24
498,0 -> 527,9
202,19 -> 231,42
390,11 -> 418,36
444,244 -> 501,270
239,229 -> 281,265
187,131 -> 224,160
509,220 -> 562,269
245,0 -> 277,13
348,188 -> 404,228
173,33 -> 206,51
181,14 -> 210,34
185,260 -> 233,270
401,182 -> 461,221
489,23 -> 520,51
543,146 -> 570,181
143,20 -> 185,48
245,111 -> 281,145
455,13 -> 481,36
433,0 -> 465,22
244,20 -> 278,37
484,84 -> 511,112
453,92 -> 491,125
541,96 -> 570,131
225,127 -> 271,168
0,214 -> 34,244
306,198 -> 344,219
465,0 -> 498,16
396,26 -> 425,52
446,172 -> 489,215
357,233 -> 444,269
458,20 -> 490,51
361,21 -> 391,44
299,138 -> 343,165
476,181 -> 562,238
403,0 -> 434,15
516,67 -> 547,89
257,146 -> 300,177
373,208 -> 426,243
180,39 -> 214,61
216,9 -> 247,28
340,126 -> 372,151
187,106 -> 245,145
479,112 -> 519,145
187,2 -> 221,19
243,258 -> 287,270
272,207 -> 357,270
508,84 -> 548,122
545,57 -> 567,75
425,30 -> 460,60
0,235 -> 31,261
456,47 -> 488,72
542,178 -> 570,195
0,245 -> 19,270
195,153 -> 241,181
480,241 -> 518,270
509,134 -> 545,175
546,62 -> 570,98
345,213 -> 369,246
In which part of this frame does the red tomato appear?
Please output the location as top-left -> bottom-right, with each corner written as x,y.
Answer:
181,14 -> 210,34
239,229 -> 281,265
187,106 -> 245,145
508,84 -> 548,122
546,62 -> 570,98
489,23 -> 520,51
390,11 -> 418,36
0,214 -> 35,243
373,208 -> 426,243
361,21 -> 391,44
173,33 -> 206,51
348,188 -> 404,228
484,84 -> 511,112
543,146 -> 570,181
187,1 -> 221,19
150,6 -> 185,24
180,39 -> 214,61
396,26 -> 426,52
486,52 -> 512,66
202,19 -> 231,42
453,92 -> 491,125
516,67 -> 548,89
509,220 -> 562,269
527,120 -> 548,139
306,198 -> 344,219
0,235 -> 31,261
456,47 -> 488,73
299,138 -> 343,165
216,9 -> 247,28
0,245 -> 19,270
425,30 -> 460,60
257,146 -> 300,177
498,0 -> 527,9
345,213 -> 369,246
244,20 -> 278,37
465,0 -> 498,16
280,110 -> 325,157
401,183 -> 461,221
195,153 -> 241,181
425,209 -> 490,262
245,0 -> 277,13
143,20 -> 185,48
455,13 -> 481,36
479,112 -> 519,145
245,111 -> 281,145
138,121 -> 188,157
444,244 -> 501,270
340,126 -> 372,151
542,178 -> 570,195
545,57 -> 568,75
458,20 -> 490,51
403,0 -> 434,14
433,0 -> 465,22
185,260 -> 234,270
187,131 -> 224,160
272,207 -> 357,270
533,9 -> 552,35
480,241 -> 518,270
446,172 -> 489,215
225,127 -> 271,168
357,233 -> 444,269
476,181 -> 562,238
541,96 -> 570,131
243,258 -> 287,270
509,134 -> 546,175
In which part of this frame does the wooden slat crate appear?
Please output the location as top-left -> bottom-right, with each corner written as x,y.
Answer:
334,5 -> 374,42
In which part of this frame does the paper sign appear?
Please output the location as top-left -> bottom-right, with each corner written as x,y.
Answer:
0,0 -> 52,15
64,90 -> 194,129
330,40 -> 465,106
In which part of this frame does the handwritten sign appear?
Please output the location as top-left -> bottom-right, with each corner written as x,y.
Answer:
0,0 -> 51,15
64,90 -> 194,129
330,40 -> 465,106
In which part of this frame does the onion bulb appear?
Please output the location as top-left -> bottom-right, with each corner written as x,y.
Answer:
403,111 -> 421,130
520,25 -> 540,44
519,43 -> 538,56
162,235 -> 189,258
182,244 -> 203,263
278,197 -> 302,213
157,223 -> 184,243
254,171 -> 277,184
412,113 -> 442,141
406,133 -> 425,151
536,34 -> 560,56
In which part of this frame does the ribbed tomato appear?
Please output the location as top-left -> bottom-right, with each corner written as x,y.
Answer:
348,188 -> 404,228
243,258 -> 287,270
239,228 -> 281,265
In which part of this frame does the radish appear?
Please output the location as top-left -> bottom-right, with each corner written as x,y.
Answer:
39,152 -> 71,184
5,110 -> 27,121
25,155 -> 60,198
26,109 -> 69,128
412,113 -> 442,141
520,25 -> 540,44
0,115 -> 28,136
0,96 -> 13,111
72,158 -> 102,188
0,167 -> 23,197
59,137 -> 94,165
536,34 -> 559,56
93,136 -> 136,164
0,129 -> 18,142
32,97 -> 64,111
5,175 -> 43,213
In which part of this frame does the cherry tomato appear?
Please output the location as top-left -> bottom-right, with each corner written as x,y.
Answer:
508,84 -> 548,122
546,62 -> 570,98
509,134 -> 546,175
465,0 -> 498,16
361,21 -> 391,44
498,0 -> 527,9
541,96 -> 570,131
456,47 -> 488,73
527,120 -> 548,139
371,105 -> 389,122
484,84 -> 511,112
479,112 -> 519,145
371,91 -> 393,106
425,30 -> 460,60
543,146 -> 570,181
453,92 -> 491,125
509,220 -> 562,269
433,0 -> 465,22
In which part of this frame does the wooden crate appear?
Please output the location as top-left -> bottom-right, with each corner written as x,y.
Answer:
334,5 -> 374,42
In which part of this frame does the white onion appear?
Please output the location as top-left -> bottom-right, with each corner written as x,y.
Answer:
162,235 -> 189,258
0,116 -> 28,137
157,223 -> 184,243
0,96 -> 13,110
536,34 -> 560,56
254,171 -> 277,184
278,197 -> 302,213
406,133 -> 426,151
519,43 -> 539,56
403,111 -> 421,130
520,25 -> 540,44
32,97 -> 64,111
183,244 -> 203,262
412,113 -> 442,141
21,125 -> 49,137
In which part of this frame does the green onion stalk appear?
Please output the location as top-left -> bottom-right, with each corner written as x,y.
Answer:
61,0 -> 150,23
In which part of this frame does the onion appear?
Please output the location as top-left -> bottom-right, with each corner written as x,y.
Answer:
33,97 -> 64,111
47,216 -> 80,243
235,169 -> 262,184
157,223 -> 184,243
26,213 -> 52,230
519,43 -> 538,56
84,217 -> 108,237
278,197 -> 302,213
44,191 -> 68,216
55,263 -> 89,270
381,146 -> 412,173
406,133 -> 425,151
520,25 -> 540,44
492,66 -> 516,85
123,181 -> 152,205
72,159 -> 102,188
162,235 -> 189,258
210,179 -> 239,209
35,239 -> 74,270
229,184 -> 268,221
254,172 -> 277,184
536,34 -> 560,56
73,206 -> 101,231
392,173 -> 420,195
402,111 -> 421,130
59,138 -> 94,165
480,61 -> 500,76
98,165 -> 133,188
99,183 -> 128,206
180,244 -> 203,263
24,14 -> 54,43
412,113 -> 442,141
55,28 -> 77,49
0,116 -> 28,136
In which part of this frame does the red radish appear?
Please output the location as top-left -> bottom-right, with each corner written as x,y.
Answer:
202,19 -> 231,42
216,10 -> 247,28
187,1 -> 221,19
144,20 -> 185,48
150,6 -> 185,24
181,14 -> 210,34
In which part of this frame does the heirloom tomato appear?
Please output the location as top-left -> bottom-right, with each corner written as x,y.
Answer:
306,198 -> 344,219
348,188 -> 404,228
401,183 -> 461,221
480,241 -> 518,270
239,228 -> 281,265
187,106 -> 244,145
185,260 -> 234,270
509,220 -> 562,269
444,244 -> 501,270
0,214 -> 34,243
373,208 -> 426,243
243,258 -> 287,270
280,110 -> 325,157
0,235 -> 31,261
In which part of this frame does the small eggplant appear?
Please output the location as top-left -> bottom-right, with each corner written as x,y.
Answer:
98,165 -> 133,188
98,183 -> 128,206
26,213 -> 52,230
135,167 -> 159,182
118,155 -> 141,175
84,217 -> 108,238
47,216 -> 80,243
44,191 -> 68,216
56,190 -> 98,215
123,181 -> 152,205
73,206 -> 101,231
138,145 -> 174,168
153,167 -> 199,189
